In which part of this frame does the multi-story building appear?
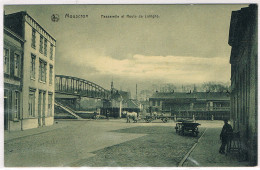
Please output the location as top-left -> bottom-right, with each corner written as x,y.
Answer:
228,5 -> 257,165
149,92 -> 230,120
4,27 -> 24,131
4,11 -> 56,130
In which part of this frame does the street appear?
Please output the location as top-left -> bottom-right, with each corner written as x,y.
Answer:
5,119 -> 240,167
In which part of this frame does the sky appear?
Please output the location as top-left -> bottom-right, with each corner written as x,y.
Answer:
4,4 -> 249,94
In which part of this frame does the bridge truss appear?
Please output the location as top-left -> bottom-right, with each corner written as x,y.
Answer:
55,75 -> 111,100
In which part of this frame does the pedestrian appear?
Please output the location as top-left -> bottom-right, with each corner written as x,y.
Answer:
107,112 -> 110,120
219,119 -> 233,154
93,112 -> 97,120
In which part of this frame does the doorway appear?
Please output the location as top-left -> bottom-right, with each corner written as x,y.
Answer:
4,90 -> 9,130
42,91 -> 46,126
38,91 -> 42,127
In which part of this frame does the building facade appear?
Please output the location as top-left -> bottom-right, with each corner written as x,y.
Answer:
149,92 -> 230,120
4,11 -> 56,130
228,5 -> 257,165
4,27 -> 24,131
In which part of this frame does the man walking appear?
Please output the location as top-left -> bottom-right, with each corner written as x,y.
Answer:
219,119 -> 233,154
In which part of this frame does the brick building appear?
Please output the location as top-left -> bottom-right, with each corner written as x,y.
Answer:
228,5 -> 257,165
4,11 -> 56,130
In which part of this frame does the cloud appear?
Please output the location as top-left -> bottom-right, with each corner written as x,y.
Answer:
82,54 -> 230,84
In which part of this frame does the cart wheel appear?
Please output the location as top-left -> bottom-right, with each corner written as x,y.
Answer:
194,132 -> 198,137
175,126 -> 178,133
194,128 -> 199,137
178,125 -> 181,135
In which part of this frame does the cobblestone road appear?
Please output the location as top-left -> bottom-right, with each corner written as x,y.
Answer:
5,119 -> 209,167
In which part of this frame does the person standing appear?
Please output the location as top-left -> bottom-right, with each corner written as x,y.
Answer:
219,119 -> 233,154
107,112 -> 110,120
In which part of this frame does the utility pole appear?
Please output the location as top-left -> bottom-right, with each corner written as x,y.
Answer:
111,81 -> 114,91
119,96 -> 122,118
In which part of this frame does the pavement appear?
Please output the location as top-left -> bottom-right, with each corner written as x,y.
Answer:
4,120 -> 67,142
4,119 -> 251,167
4,119 -> 147,167
182,121 -> 250,167
4,119 -> 98,142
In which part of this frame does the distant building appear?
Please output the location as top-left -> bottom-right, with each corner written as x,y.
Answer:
229,5 -> 257,165
101,89 -> 140,117
4,27 -> 24,131
149,92 -> 230,120
4,11 -> 56,130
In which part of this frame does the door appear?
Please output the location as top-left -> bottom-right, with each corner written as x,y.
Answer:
4,90 -> 8,130
42,92 -> 46,126
4,89 -> 9,130
38,91 -> 42,127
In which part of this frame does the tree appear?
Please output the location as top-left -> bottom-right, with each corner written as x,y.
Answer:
202,82 -> 229,92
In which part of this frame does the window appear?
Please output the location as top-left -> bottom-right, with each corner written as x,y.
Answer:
39,35 -> 43,53
30,54 -> 36,79
50,44 -> 53,60
14,91 -> 20,119
31,29 -> 36,49
49,65 -> 53,85
14,53 -> 21,77
39,59 -> 47,82
44,38 -> 47,56
4,48 -> 10,74
29,90 -> 35,117
48,93 -> 53,116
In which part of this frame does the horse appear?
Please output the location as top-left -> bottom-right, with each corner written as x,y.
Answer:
125,111 -> 138,123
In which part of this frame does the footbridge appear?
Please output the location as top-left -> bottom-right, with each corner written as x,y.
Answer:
55,75 -> 111,100
55,75 -> 111,119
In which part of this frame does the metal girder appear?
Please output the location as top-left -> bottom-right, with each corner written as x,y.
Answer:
55,75 -> 110,100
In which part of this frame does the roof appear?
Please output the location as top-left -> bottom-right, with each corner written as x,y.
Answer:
4,27 -> 25,43
126,99 -> 140,109
150,92 -> 230,101
5,11 -> 56,42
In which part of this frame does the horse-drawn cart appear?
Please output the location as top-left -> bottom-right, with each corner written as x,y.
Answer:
175,121 -> 201,136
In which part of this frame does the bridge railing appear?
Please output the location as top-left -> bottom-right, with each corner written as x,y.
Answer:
55,75 -> 111,100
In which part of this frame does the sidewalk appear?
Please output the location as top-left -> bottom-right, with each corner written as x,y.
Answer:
4,119 -> 146,167
4,119 -> 97,142
4,121 -> 67,142
182,127 -> 250,167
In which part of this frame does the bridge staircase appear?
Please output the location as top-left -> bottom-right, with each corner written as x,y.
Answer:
54,100 -> 83,119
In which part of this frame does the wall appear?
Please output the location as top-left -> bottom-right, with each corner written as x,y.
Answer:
229,5 -> 257,165
21,16 -> 55,129
4,28 -> 24,131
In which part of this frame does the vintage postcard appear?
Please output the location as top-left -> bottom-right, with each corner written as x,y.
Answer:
2,1 -> 258,168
